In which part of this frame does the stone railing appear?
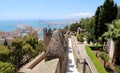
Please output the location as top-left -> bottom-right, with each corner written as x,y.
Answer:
28,52 -> 46,69
71,36 -> 85,71
55,61 -> 60,73
71,36 -> 81,71
71,36 -> 92,73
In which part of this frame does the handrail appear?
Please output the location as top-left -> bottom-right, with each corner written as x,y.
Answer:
71,36 -> 95,73
85,57 -> 94,73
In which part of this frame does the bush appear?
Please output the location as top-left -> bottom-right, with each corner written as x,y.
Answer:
86,46 -> 107,73
100,52 -> 106,60
85,32 -> 94,44
116,66 -> 120,73
90,44 -> 102,50
98,37 -> 102,44
77,34 -> 84,42
100,52 -> 109,68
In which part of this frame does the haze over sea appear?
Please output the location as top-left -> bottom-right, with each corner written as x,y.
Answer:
0,19 -> 71,38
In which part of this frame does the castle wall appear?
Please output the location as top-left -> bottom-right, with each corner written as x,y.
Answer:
43,28 -> 52,52
45,29 -> 68,73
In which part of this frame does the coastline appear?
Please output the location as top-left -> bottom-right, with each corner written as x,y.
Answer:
0,19 -> 70,39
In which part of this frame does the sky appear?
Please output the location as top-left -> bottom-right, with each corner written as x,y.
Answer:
0,0 -> 120,20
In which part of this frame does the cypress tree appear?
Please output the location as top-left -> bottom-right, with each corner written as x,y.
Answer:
94,0 -> 118,39
114,4 -> 118,19
4,39 -> 8,47
117,6 -> 120,19
94,7 -> 100,39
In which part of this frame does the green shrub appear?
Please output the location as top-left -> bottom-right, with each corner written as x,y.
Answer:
100,52 -> 106,60
90,44 -> 102,50
116,66 -> 120,73
100,52 -> 109,63
85,32 -> 94,43
77,34 -> 84,42
98,37 -> 102,44
86,46 -> 107,73
97,43 -> 102,47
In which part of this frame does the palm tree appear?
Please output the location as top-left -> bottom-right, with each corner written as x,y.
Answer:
103,20 -> 120,41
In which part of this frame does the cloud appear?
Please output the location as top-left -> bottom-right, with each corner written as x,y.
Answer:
68,12 -> 94,17
62,12 -> 94,20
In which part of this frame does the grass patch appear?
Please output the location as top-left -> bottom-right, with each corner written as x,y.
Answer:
85,46 -> 107,73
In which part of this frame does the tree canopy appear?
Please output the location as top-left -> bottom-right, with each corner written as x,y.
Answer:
11,38 -> 23,68
94,0 -> 118,39
22,44 -> 35,58
0,62 -> 15,73
70,22 -> 80,32
25,36 -> 38,49
80,17 -> 95,43
0,45 -> 10,62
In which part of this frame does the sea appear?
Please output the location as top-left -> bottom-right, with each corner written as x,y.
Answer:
0,19 -> 71,38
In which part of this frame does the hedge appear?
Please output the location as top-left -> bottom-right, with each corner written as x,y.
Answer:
85,46 -> 107,73
76,34 -> 84,42
89,44 -> 102,50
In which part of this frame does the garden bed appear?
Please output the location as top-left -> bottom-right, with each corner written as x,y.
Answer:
86,46 -> 107,73
92,50 -> 104,65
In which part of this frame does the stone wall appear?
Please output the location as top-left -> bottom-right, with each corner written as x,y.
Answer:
106,39 -> 111,54
106,39 -> 120,65
55,60 -> 60,73
19,28 -> 69,73
19,52 -> 61,73
45,29 -> 68,73
71,36 -> 94,73
106,39 -> 115,61
28,52 -> 46,69
112,41 -> 120,65
43,28 -> 52,52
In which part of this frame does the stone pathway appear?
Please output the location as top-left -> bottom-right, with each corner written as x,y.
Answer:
71,36 -> 98,73
66,38 -> 79,73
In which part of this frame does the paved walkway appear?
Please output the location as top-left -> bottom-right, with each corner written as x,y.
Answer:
72,36 -> 98,73
66,38 -> 79,73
